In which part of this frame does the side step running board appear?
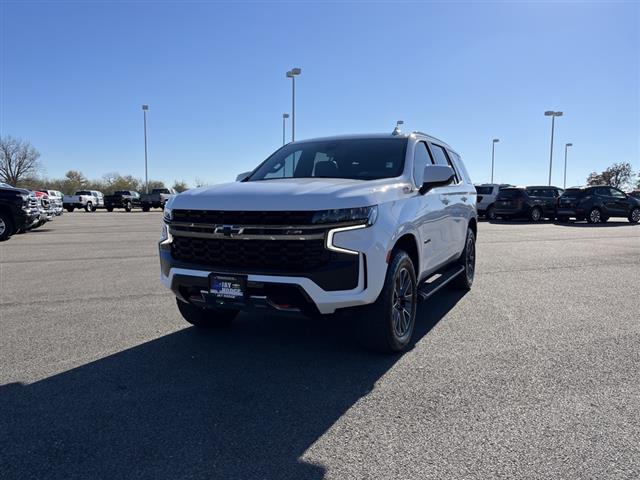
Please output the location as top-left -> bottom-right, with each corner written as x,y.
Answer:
417,265 -> 465,301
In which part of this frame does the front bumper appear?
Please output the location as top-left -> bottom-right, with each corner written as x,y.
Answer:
159,220 -> 389,315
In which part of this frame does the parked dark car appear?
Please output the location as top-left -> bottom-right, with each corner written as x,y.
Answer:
628,191 -> 640,200
0,185 -> 41,241
104,190 -> 141,212
493,186 -> 564,222
557,186 -> 640,224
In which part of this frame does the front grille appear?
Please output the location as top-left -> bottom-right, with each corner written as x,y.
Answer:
171,237 -> 331,271
172,210 -> 316,226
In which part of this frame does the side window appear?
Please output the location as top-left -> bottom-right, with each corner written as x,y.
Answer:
595,187 -> 608,196
429,143 -> 459,183
609,188 -> 626,198
448,150 -> 471,184
413,142 -> 433,186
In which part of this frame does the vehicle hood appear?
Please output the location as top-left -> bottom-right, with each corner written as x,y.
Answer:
170,178 -> 408,210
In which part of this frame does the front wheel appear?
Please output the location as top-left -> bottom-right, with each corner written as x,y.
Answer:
125,201 -> 132,212
85,202 -> 93,212
452,228 -> 476,290
629,207 -> 640,224
66,207 -> 75,212
106,207 -> 114,212
360,249 -> 417,353
0,211 -> 14,241
486,205 -> 496,221
176,298 -> 238,328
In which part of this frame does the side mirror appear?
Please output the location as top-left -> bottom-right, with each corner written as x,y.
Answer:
420,165 -> 455,194
235,171 -> 252,182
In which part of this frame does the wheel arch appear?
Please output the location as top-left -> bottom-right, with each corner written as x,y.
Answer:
468,217 -> 477,238
391,233 -> 420,274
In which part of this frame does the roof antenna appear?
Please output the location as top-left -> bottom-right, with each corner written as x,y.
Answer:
392,120 -> 404,135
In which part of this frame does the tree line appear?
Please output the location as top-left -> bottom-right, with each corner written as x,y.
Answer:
0,135 -> 188,194
2,135 -> 639,193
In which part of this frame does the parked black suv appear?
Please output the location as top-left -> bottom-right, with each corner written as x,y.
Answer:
104,190 -> 141,212
0,185 -> 40,241
493,186 -> 564,222
557,186 -> 640,224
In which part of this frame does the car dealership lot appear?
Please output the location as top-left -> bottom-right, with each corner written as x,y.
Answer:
1,212 -> 639,479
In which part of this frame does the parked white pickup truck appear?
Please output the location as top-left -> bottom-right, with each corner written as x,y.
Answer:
63,190 -> 104,212
159,129 -> 477,352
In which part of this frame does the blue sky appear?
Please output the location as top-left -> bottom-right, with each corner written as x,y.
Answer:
1,1 -> 638,188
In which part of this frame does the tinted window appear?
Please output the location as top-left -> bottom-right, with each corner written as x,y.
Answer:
429,143 -> 459,183
413,142 -> 433,185
609,188 -> 626,198
562,188 -> 583,197
475,186 -> 494,195
249,138 -> 407,181
449,151 -> 471,184
76,191 -> 91,195
594,187 -> 609,196
497,188 -> 523,199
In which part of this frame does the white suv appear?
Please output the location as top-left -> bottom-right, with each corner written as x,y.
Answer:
474,183 -> 511,220
160,131 -> 477,352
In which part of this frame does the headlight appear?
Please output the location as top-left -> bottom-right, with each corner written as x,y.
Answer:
163,206 -> 173,223
159,222 -> 172,244
311,206 -> 378,226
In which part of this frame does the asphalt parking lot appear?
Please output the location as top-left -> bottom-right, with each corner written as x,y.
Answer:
1,212 -> 639,479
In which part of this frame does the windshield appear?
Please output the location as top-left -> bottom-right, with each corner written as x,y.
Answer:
248,138 -> 408,181
475,186 -> 494,195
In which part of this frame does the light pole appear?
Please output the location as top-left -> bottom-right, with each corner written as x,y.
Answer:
142,104 -> 149,194
491,138 -> 499,183
544,110 -> 563,186
282,113 -> 289,146
563,142 -> 573,189
286,67 -> 301,141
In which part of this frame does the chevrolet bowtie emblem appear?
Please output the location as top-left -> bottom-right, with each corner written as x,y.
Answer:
215,225 -> 244,237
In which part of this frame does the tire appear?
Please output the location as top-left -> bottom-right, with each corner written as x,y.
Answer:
66,207 -> 75,213
530,207 -> 542,222
629,207 -> 640,224
142,206 -> 150,212
486,205 -> 496,221
106,207 -> 114,212
587,207 -> 602,224
557,216 -> 569,223
0,211 -> 14,241
452,228 -> 476,290
176,298 -> 238,328
85,201 -> 93,212
125,201 -> 132,212
91,205 -> 97,212
359,249 -> 417,353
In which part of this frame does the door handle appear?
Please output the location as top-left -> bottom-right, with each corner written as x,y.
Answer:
461,196 -> 468,202
441,198 -> 450,205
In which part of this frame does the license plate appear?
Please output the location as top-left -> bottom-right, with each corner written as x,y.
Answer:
209,274 -> 246,300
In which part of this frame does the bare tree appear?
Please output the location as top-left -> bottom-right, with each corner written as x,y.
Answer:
586,162 -> 635,190
0,136 -> 41,185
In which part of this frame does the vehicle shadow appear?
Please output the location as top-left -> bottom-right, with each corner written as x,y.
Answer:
0,290 -> 465,480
